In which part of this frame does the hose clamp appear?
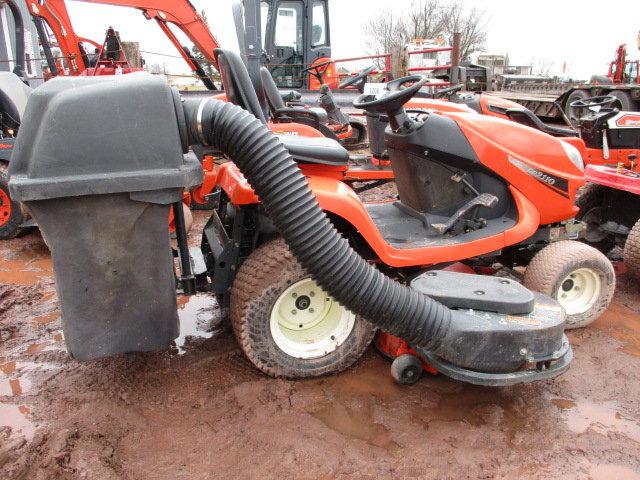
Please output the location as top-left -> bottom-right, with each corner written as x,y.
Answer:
196,97 -> 213,146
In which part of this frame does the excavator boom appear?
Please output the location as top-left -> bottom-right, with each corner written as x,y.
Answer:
27,0 -> 90,74
27,0 -> 220,82
77,0 -> 220,68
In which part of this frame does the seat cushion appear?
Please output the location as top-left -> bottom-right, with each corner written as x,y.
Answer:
277,135 -> 349,166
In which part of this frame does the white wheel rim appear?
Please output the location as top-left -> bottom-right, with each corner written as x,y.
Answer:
270,278 -> 356,359
556,268 -> 601,315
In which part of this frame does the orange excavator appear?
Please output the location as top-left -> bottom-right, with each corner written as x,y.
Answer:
26,0 -> 220,89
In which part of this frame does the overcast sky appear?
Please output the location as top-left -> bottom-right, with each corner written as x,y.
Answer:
65,0 -> 639,80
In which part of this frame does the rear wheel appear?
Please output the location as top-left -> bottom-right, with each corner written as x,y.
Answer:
230,238 -> 376,379
607,90 -> 634,112
624,218 -> 640,280
576,184 -> 615,253
523,240 -> 615,329
0,162 -> 25,240
565,90 -> 590,124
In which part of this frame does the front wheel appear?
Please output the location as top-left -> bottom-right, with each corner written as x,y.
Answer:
576,184 -> 615,253
565,90 -> 590,124
230,239 -> 376,379
523,241 -> 615,329
624,218 -> 640,280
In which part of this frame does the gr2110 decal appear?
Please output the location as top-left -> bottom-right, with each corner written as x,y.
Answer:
509,156 -> 569,197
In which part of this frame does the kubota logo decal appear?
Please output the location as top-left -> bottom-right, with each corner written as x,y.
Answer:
273,131 -> 299,136
508,156 -> 569,197
616,114 -> 640,127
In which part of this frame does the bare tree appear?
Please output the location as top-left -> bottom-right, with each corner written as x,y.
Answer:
362,8 -> 407,75
406,0 -> 446,40
363,0 -> 487,68
441,2 -> 487,60
531,57 -> 555,76
147,62 -> 168,75
363,9 -> 405,63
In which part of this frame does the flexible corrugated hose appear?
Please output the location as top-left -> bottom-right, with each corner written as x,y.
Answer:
182,97 -> 457,354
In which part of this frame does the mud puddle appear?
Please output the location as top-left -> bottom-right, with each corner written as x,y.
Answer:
589,464 -> 640,480
0,247 -> 52,287
310,396 -> 400,453
174,293 -> 223,354
552,397 -> 640,443
0,404 -> 35,441
0,376 -> 31,396
592,302 -> 640,357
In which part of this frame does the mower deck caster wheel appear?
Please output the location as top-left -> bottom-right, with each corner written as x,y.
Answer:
390,354 -> 423,385
523,240 -> 615,329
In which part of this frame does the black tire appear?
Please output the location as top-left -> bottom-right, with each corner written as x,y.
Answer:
229,238 -> 377,379
607,90 -> 634,112
0,161 -> 25,240
565,90 -> 590,123
576,184 -> 616,253
343,121 -> 367,147
390,354 -> 423,385
523,240 -> 615,329
624,218 -> 640,280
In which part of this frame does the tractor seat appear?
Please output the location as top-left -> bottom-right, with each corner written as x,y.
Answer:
307,107 -> 329,123
277,135 -> 349,166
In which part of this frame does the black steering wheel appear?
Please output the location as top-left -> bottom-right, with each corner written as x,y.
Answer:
339,66 -> 375,89
432,83 -> 463,98
353,75 -> 429,114
569,95 -> 617,109
301,60 -> 334,84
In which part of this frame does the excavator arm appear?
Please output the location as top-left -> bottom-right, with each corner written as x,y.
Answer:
27,0 -> 220,82
26,0 -> 91,74
76,0 -> 220,69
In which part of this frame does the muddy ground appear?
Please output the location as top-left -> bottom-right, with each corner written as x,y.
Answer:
1,211 -> 640,480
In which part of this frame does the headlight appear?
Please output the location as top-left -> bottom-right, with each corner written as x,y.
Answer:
561,141 -> 584,171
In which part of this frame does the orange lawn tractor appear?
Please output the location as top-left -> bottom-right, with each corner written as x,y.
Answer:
11,50 -> 593,388
184,50 -> 616,384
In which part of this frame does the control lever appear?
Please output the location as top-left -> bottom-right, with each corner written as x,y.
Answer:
432,193 -> 498,234
393,193 -> 498,235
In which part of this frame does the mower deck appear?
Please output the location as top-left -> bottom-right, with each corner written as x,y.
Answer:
419,336 -> 573,387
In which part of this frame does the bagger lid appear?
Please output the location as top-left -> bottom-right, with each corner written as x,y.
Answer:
9,72 -> 202,201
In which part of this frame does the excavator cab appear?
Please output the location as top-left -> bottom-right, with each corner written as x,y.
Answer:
242,0 -> 332,89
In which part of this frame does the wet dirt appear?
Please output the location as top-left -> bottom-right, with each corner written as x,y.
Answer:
1,213 -> 640,479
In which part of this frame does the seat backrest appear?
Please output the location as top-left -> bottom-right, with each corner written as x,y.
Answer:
260,67 -> 286,112
214,49 -> 267,124
0,72 -> 32,129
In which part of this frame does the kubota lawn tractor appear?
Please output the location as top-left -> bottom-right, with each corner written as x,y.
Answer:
11,46 -> 610,387
199,50 -> 616,382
